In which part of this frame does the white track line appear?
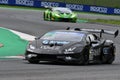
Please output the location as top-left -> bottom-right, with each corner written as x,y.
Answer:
0,27 -> 35,41
10,30 -> 35,41
0,28 -> 36,59
0,56 -> 25,59
10,29 -> 35,59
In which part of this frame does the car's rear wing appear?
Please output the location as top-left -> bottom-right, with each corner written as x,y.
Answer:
66,27 -> 119,38
81,29 -> 119,38
44,6 -> 53,9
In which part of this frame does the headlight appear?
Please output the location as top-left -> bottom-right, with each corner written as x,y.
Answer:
29,44 -> 36,50
71,14 -> 76,18
55,14 -> 60,17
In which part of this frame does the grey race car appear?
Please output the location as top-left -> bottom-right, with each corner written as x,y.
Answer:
25,27 -> 119,64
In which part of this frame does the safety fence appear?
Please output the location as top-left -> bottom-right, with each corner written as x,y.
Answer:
0,0 -> 120,15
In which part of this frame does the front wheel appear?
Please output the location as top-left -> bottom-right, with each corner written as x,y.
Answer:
28,59 -> 39,64
43,12 -> 46,20
72,20 -> 77,23
78,54 -> 89,65
102,46 -> 115,64
49,13 -> 53,21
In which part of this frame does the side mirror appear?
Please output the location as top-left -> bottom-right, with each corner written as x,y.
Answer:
88,36 -> 92,46
114,30 -> 119,38
66,27 -> 70,30
35,37 -> 40,40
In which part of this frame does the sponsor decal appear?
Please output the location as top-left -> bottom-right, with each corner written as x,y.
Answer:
0,0 -> 120,15
40,45 -> 60,50
66,4 -> 83,11
114,8 -> 120,14
41,1 -> 59,7
0,0 -> 8,4
42,40 -> 69,45
90,6 -> 108,13
15,0 -> 34,6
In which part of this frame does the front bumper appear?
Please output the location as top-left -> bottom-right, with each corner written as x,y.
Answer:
59,18 -> 77,22
25,50 -> 84,63
52,16 -> 77,22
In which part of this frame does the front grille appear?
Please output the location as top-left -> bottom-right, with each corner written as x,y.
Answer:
38,54 -> 57,59
41,49 -> 61,54
59,18 -> 72,22
26,50 -> 83,62
26,49 -> 62,55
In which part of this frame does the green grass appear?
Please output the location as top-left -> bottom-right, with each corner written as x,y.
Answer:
0,28 -> 28,56
84,19 -> 120,25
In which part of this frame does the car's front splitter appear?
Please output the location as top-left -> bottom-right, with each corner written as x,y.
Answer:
51,17 -> 77,22
25,50 -> 84,63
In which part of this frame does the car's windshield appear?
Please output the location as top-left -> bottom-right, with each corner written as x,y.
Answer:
53,7 -> 72,13
41,31 -> 86,42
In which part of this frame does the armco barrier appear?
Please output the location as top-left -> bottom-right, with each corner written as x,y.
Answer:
0,0 -> 120,15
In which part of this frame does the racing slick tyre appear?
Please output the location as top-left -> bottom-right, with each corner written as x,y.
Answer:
28,58 -> 39,64
49,13 -> 53,21
74,21 -> 77,23
79,54 -> 89,65
102,46 -> 115,64
102,54 -> 115,64
107,57 -> 115,64
83,54 -> 89,65
72,20 -> 77,23
106,54 -> 115,64
43,12 -> 46,20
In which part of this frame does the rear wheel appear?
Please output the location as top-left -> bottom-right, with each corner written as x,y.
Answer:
102,54 -> 115,64
102,46 -> 115,64
105,53 -> 115,64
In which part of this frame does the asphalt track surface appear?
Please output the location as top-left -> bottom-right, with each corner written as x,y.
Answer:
0,8 -> 120,80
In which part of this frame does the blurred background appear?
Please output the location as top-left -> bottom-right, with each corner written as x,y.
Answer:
42,0 -> 120,8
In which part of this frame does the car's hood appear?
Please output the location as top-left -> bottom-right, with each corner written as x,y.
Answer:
53,12 -> 76,18
28,39 -> 85,54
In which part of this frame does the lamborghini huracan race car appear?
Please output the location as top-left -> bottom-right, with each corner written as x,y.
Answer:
43,7 -> 77,22
25,27 -> 119,64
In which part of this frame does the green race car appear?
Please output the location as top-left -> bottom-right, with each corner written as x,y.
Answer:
43,7 -> 77,22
